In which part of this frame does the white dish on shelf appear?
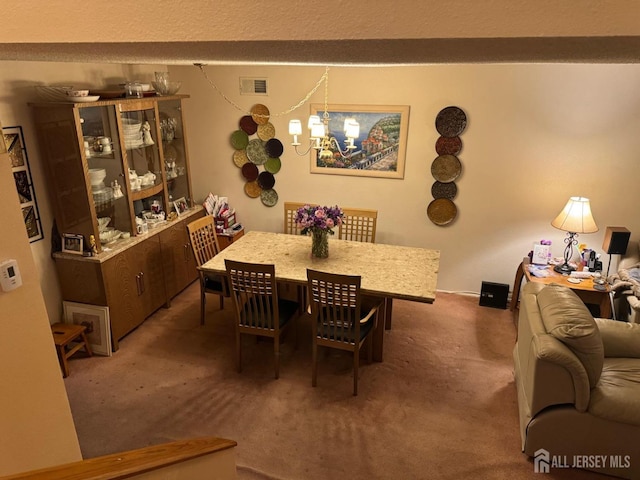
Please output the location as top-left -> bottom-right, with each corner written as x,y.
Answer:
67,95 -> 100,103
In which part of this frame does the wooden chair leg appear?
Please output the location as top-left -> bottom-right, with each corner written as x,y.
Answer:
200,286 -> 206,325
353,346 -> 360,396
312,337 -> 318,387
236,330 -> 242,373
274,333 -> 280,379
219,295 -> 224,310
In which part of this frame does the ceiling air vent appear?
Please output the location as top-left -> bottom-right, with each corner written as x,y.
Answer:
240,77 -> 268,96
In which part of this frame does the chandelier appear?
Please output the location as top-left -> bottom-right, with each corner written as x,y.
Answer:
288,67 -> 360,160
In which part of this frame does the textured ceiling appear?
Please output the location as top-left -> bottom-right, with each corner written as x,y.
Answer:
1,37 -> 640,66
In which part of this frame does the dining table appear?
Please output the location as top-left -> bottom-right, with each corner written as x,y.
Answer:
200,230 -> 440,362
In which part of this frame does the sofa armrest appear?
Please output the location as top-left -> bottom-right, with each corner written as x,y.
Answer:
595,318 -> 640,358
531,334 -> 591,412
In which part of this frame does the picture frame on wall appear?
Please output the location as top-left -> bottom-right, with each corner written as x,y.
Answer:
309,104 -> 410,179
63,301 -> 112,356
3,125 -> 44,242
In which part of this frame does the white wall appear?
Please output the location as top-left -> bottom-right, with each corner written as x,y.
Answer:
175,63 -> 640,294
1,61 -> 638,321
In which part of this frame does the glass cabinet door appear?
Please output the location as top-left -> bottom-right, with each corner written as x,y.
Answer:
79,105 -> 131,246
119,103 -> 166,235
158,99 -> 192,211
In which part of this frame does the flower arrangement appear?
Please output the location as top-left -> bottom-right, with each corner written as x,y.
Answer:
294,205 -> 344,235
295,205 -> 344,258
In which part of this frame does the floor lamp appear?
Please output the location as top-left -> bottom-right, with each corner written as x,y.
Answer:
551,196 -> 598,274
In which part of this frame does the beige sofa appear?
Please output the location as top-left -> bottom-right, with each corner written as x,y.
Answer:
514,282 -> 640,478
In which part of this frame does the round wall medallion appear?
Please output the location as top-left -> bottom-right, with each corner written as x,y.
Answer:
435,136 -> 462,156
431,154 -> 462,183
260,188 -> 278,207
265,157 -> 281,173
427,198 -> 458,226
241,162 -> 259,181
265,138 -> 284,158
233,149 -> 249,168
257,171 -> 275,190
239,115 -> 258,135
230,130 -> 249,150
431,181 -> 458,200
244,180 -> 261,198
250,104 -> 270,125
435,106 -> 467,137
257,122 -> 276,141
246,138 -> 268,165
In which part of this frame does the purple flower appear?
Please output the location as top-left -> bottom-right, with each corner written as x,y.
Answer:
295,205 -> 344,235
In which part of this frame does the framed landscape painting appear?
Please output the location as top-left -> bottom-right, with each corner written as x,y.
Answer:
309,104 -> 410,179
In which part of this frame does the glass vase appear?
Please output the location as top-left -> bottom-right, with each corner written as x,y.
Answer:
311,229 -> 329,258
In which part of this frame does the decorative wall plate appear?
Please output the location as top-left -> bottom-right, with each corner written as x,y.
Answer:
265,138 -> 284,158
265,157 -> 281,173
241,162 -> 259,181
435,106 -> 467,137
246,138 -> 268,165
431,181 -> 457,200
435,136 -> 462,156
257,171 -> 275,190
244,180 -> 261,198
233,149 -> 249,167
427,198 -> 458,226
250,104 -> 270,125
230,130 -> 249,150
257,122 -> 275,141
239,115 -> 258,135
431,154 -> 462,183
260,188 -> 278,207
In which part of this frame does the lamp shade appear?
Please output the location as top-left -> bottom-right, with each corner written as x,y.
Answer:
288,119 -> 302,136
551,196 -> 598,234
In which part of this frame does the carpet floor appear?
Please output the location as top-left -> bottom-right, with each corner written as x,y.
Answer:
63,282 -> 606,479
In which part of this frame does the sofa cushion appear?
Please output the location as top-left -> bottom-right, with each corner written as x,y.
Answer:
537,284 -> 604,387
595,318 -> 640,358
589,358 -> 640,427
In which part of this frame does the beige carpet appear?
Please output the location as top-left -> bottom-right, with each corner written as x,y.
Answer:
63,282 -> 605,479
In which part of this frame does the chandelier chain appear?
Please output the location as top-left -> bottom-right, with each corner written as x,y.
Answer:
195,64 -> 329,119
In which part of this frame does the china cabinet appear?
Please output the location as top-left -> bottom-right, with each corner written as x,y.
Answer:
31,95 -> 200,349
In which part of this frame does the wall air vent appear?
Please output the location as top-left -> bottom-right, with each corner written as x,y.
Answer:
240,77 -> 268,96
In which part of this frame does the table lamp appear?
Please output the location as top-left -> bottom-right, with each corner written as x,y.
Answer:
551,196 -> 598,274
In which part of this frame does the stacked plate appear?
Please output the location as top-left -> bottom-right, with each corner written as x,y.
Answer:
122,119 -> 143,149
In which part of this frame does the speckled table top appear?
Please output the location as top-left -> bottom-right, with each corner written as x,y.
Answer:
202,231 -> 440,303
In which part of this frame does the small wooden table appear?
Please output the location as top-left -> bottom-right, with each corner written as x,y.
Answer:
511,261 -> 613,318
51,323 -> 93,377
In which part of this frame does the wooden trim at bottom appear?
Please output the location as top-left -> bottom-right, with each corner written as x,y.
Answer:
1,437 -> 237,480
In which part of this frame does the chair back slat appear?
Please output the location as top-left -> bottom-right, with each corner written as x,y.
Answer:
339,208 -> 377,243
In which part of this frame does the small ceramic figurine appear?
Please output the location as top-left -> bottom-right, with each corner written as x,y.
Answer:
142,121 -> 154,145
89,235 -> 98,254
111,180 -> 124,198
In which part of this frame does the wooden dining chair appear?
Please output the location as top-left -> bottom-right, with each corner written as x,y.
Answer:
339,207 -> 377,243
225,259 -> 299,379
306,268 -> 381,396
187,215 -> 228,325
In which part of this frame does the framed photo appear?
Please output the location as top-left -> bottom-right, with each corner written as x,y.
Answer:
532,244 -> 551,265
173,196 -> 188,216
62,233 -> 84,255
63,301 -> 112,356
309,104 -> 410,179
3,125 -> 43,242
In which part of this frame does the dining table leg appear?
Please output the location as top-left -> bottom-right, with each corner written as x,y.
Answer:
372,298 -> 386,362
384,297 -> 393,330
